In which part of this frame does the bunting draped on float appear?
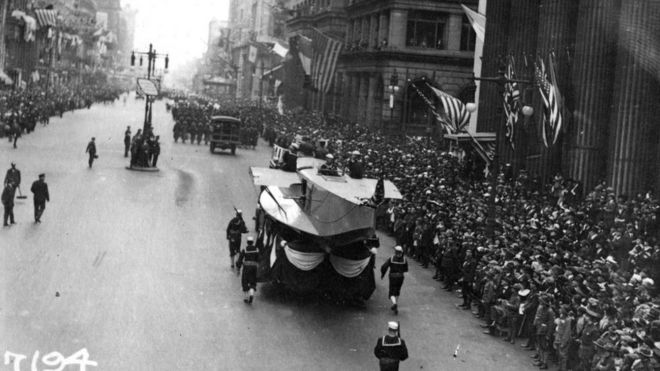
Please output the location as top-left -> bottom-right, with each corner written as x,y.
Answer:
329,255 -> 371,278
283,244 -> 325,271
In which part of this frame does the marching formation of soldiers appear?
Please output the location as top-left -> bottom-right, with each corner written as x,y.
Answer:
169,96 -> 259,148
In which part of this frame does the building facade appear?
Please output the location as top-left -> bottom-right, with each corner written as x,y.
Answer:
479,0 -> 660,196
284,0 -> 478,136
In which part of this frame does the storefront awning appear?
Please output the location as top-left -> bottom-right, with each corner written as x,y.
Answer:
34,9 -> 58,28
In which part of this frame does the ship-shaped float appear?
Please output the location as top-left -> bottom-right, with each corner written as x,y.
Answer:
250,152 -> 402,301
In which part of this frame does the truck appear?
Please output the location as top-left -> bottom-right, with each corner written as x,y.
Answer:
209,115 -> 241,155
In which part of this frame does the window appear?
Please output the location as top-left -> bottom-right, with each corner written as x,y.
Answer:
406,11 -> 447,49
460,15 -> 477,51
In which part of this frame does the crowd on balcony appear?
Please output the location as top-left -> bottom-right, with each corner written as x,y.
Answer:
172,93 -> 660,370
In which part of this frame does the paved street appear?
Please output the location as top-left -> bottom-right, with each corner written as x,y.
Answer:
0,96 -> 533,370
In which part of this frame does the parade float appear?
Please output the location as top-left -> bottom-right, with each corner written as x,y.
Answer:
250,155 -> 402,301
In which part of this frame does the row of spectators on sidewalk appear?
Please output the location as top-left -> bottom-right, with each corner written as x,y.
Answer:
0,81 -> 125,145
173,95 -> 660,370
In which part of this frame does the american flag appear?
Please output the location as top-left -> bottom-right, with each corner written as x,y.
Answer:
428,84 -> 471,133
535,55 -> 563,147
503,56 -> 522,149
306,28 -> 343,94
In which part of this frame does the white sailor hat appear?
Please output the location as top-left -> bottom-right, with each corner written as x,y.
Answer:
236,209 -> 243,214
388,321 -> 399,331
394,246 -> 403,252
326,154 -> 334,160
247,236 -> 254,242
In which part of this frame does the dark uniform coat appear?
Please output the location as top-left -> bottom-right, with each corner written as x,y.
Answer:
237,243 -> 260,291
374,334 -> 409,371
226,216 -> 248,256
381,255 -> 409,297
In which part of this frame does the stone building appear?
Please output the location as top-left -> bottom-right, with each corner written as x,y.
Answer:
479,0 -> 660,196
285,0 -> 478,136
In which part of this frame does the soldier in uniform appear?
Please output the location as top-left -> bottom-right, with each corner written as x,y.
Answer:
226,209 -> 248,268
374,321 -> 409,371
236,236 -> 259,304
4,162 -> 20,188
380,246 -> 409,315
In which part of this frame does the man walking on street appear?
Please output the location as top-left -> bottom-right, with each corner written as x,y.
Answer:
4,162 -> 20,187
124,126 -> 131,157
380,246 -> 408,315
374,321 -> 408,371
2,182 -> 16,226
30,173 -> 49,223
86,137 -> 97,168
226,209 -> 248,268
150,136 -> 160,167
236,236 -> 259,304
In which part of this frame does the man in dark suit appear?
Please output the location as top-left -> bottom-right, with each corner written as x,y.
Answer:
85,137 -> 97,168
30,173 -> 49,223
124,126 -> 131,157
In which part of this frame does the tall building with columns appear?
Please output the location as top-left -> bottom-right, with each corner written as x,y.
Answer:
284,0 -> 478,136
479,0 -> 660,196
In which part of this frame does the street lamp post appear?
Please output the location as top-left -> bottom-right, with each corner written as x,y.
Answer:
388,69 -> 399,132
131,44 -> 169,135
471,66 -> 534,237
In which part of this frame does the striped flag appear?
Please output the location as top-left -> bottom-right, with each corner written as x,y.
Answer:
503,56 -> 522,149
460,4 -> 486,42
535,55 -> 563,147
427,84 -> 471,133
305,28 -> 343,93
297,34 -> 313,75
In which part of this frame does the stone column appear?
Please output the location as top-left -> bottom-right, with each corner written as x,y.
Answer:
607,0 -> 660,195
389,9 -> 407,49
502,0 -> 540,171
565,0 -> 619,192
533,0 -> 578,182
378,11 -> 389,47
476,0 -> 512,133
446,13 -> 462,50
358,74 -> 369,124
346,18 -> 353,44
369,14 -> 378,48
350,74 -> 360,122
342,73 -> 352,119
365,73 -> 378,128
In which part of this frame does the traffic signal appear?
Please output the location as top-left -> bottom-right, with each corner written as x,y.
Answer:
139,55 -> 143,66
164,55 -> 169,69
130,52 -> 135,66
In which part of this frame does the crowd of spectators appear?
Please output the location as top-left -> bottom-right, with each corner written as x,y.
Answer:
174,94 -> 660,370
0,78 -> 126,147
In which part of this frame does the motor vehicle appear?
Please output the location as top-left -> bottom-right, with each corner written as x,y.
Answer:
209,115 -> 241,155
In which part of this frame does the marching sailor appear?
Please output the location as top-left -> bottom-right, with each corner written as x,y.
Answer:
374,321 -> 409,371
380,246 -> 409,315
226,209 -> 248,268
236,236 -> 259,304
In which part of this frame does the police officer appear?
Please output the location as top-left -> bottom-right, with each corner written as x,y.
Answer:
226,209 -> 248,268
30,173 -> 49,223
236,236 -> 259,304
374,321 -> 409,371
380,246 -> 409,315
85,137 -> 97,168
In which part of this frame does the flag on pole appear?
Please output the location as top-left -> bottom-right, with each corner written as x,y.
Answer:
535,55 -> 563,147
428,84 -> 471,133
297,34 -> 313,75
307,28 -> 343,93
460,4 -> 486,42
503,56 -> 522,149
